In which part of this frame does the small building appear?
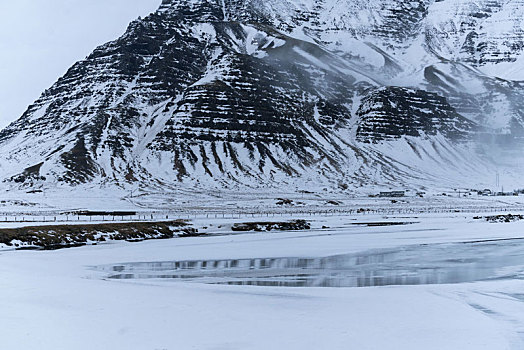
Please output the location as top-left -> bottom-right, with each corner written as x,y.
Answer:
379,191 -> 405,198
495,191 -> 517,197
478,189 -> 492,196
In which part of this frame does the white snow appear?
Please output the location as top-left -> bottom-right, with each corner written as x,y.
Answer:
3,210 -> 524,348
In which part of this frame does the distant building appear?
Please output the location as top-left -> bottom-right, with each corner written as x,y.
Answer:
478,189 -> 492,196
379,191 -> 405,198
495,191 -> 518,197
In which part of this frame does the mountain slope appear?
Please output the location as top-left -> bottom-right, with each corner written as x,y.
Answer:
1,0 -> 524,193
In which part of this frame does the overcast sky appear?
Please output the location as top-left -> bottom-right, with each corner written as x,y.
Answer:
0,0 -> 161,129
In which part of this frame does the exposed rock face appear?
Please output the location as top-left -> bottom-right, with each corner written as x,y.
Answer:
2,0 -> 524,191
427,0 -> 524,66
356,87 -> 478,142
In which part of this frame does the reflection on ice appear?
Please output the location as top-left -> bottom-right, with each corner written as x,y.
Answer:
96,239 -> 524,287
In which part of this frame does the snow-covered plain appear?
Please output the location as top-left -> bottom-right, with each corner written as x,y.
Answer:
3,203 -> 524,349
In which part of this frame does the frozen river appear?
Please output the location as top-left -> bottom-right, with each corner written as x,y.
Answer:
3,212 -> 524,349
98,237 -> 524,287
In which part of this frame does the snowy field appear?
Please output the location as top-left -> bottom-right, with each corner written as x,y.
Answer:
0,187 -> 523,218
2,208 -> 524,349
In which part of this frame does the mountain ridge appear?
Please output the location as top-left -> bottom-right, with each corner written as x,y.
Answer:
1,0 -> 523,194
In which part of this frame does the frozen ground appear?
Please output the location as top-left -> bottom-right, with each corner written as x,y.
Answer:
2,210 -> 524,349
1,187 -> 523,217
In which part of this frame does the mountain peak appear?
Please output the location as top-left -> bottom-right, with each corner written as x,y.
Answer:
1,0 -> 523,193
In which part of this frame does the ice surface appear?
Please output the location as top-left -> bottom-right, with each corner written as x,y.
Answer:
97,238 -> 524,287
2,209 -> 524,349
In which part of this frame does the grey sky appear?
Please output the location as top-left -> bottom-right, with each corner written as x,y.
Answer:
0,0 -> 161,129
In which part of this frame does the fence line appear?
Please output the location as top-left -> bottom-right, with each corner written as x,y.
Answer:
0,206 -> 521,224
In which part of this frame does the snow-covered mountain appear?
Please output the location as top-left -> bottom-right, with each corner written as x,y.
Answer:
2,0 -> 524,193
